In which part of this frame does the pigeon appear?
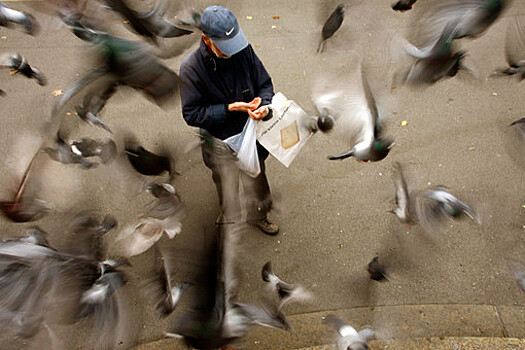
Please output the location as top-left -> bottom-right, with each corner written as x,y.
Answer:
491,16 -> 525,80
312,59 -> 394,162
126,0 -> 193,38
145,248 -> 192,317
2,226 -> 51,247
1,53 -> 46,86
71,138 -> 117,164
0,148 -> 52,223
261,261 -> 313,310
390,162 -> 482,232
0,235 -> 130,346
415,0 -> 508,46
43,132 -> 97,169
323,314 -> 374,350
318,4 -> 345,53
125,141 -> 174,176
392,0 -> 417,12
507,259 -> 525,293
0,1 -> 38,35
392,20 -> 471,87
390,161 -> 415,225
367,256 -> 388,281
505,117 -> 525,168
171,224 -> 290,349
72,83 -> 117,133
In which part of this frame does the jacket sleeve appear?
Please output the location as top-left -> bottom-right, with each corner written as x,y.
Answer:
179,60 -> 227,129
250,47 -> 274,106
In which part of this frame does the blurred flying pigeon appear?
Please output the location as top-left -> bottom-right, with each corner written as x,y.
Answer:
312,59 -> 394,162
415,0 -> 508,45
367,256 -> 388,281
0,1 -> 38,35
491,16 -> 525,80
392,20 -> 471,87
2,226 -> 50,247
43,132 -> 97,169
507,258 -> 525,293
73,83 -> 117,133
390,162 -> 481,232
125,144 -> 173,176
323,314 -> 374,350
71,138 -> 117,164
318,4 -> 345,53
261,261 -> 313,310
0,148 -> 51,222
1,53 -> 46,86
392,0 -> 417,12
144,247 -> 192,317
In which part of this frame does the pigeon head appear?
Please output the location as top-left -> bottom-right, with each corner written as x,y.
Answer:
368,137 -> 394,161
317,112 -> 335,132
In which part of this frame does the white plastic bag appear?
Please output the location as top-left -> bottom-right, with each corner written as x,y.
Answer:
224,118 -> 261,177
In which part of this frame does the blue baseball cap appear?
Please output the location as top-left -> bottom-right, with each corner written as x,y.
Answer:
201,6 -> 248,56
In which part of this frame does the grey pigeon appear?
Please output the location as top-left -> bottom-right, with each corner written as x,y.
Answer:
324,314 -> 374,350
261,261 -> 313,310
43,132 -> 97,169
312,59 -> 394,162
1,53 -> 46,86
71,138 -> 117,164
491,16 -> 525,80
415,0 -> 508,45
390,162 -> 481,233
367,256 -> 388,281
318,4 -> 345,53
144,247 -> 192,318
2,226 -> 50,247
507,259 -> 525,293
392,0 -> 417,12
73,83 -> 117,133
0,1 -> 38,35
132,0 -> 193,38
392,20 -> 471,87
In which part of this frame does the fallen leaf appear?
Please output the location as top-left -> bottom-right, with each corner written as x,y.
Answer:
0,36 -> 6,39
9,71 -> 17,75
401,120 -> 408,127
468,147 -> 475,151
273,16 -> 280,20
254,43 -> 260,48
52,89 -> 63,96
66,112 -> 72,115
246,16 -> 253,20
391,86 -> 398,90
123,20 -> 129,24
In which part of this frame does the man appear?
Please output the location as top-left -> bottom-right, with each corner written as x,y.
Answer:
179,5 -> 279,235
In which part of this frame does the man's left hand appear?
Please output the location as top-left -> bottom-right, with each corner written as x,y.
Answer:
248,106 -> 268,120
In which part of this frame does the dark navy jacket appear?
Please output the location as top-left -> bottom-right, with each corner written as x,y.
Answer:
179,40 -> 274,143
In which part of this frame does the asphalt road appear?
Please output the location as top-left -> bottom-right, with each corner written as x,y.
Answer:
1,0 -> 525,349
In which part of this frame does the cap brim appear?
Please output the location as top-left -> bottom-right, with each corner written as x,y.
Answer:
212,27 -> 249,56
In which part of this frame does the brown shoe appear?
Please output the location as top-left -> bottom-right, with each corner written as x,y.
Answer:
250,218 -> 279,236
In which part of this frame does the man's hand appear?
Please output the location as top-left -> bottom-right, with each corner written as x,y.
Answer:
228,97 -> 261,113
248,106 -> 269,120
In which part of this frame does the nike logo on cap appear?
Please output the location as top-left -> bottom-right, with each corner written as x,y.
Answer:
225,27 -> 235,36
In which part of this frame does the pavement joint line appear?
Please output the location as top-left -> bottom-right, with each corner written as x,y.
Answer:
494,305 -> 510,338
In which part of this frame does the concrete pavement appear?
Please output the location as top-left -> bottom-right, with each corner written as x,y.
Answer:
1,0 -> 525,349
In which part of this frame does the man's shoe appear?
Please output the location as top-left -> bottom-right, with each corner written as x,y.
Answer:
250,218 -> 279,236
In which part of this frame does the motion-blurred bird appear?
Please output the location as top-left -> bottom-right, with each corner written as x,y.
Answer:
324,314 -> 374,350
144,247 -> 192,317
318,4 -> 345,53
392,0 -> 417,12
71,138 -> 117,164
125,141 -> 173,176
507,258 -> 525,293
2,226 -> 50,247
73,83 -> 117,133
43,132 -> 97,169
312,59 -> 394,162
261,261 -> 313,310
0,1 -> 38,35
415,0 -> 508,45
0,148 -> 51,223
1,52 -> 46,86
390,161 -> 415,225
491,16 -> 525,80
367,256 -> 388,281
392,20 -> 471,87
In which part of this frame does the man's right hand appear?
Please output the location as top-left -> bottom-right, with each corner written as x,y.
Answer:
227,97 -> 261,113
